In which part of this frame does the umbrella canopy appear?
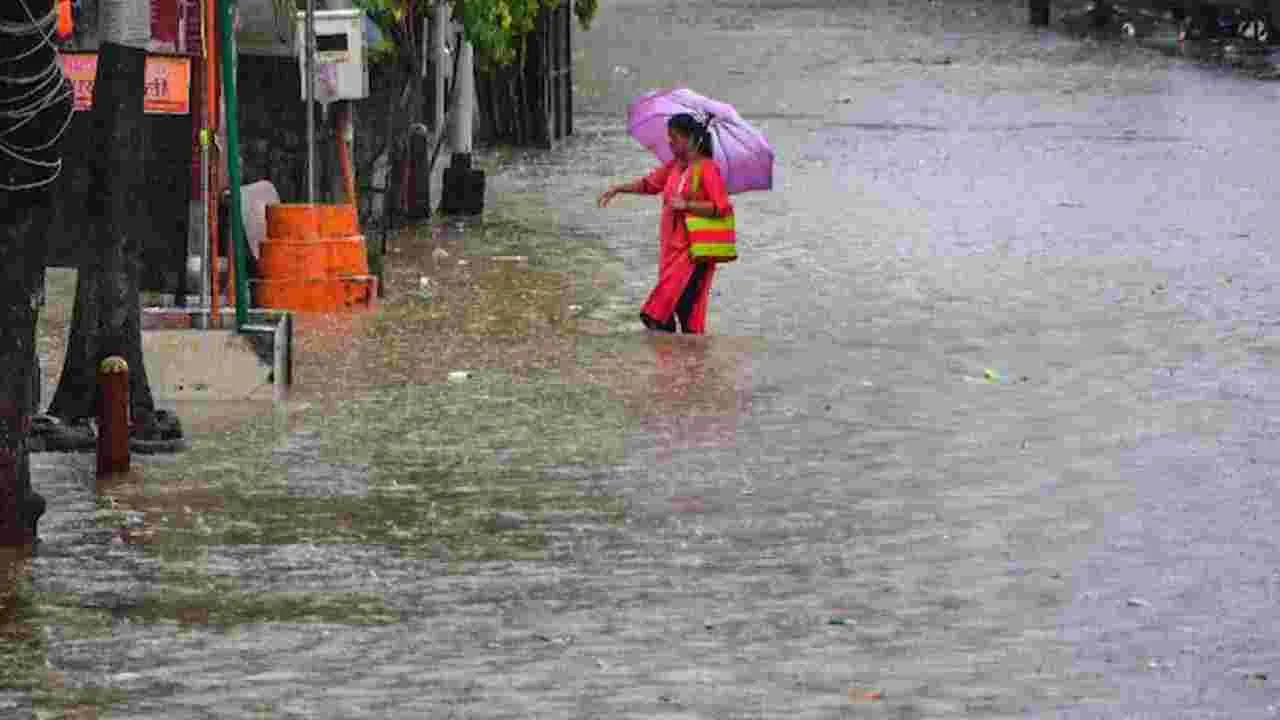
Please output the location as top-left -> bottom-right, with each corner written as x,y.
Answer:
627,88 -> 774,194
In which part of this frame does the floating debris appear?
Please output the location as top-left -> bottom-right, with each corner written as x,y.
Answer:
849,688 -> 884,702
533,633 -> 573,646
495,511 -> 529,530
670,496 -> 705,513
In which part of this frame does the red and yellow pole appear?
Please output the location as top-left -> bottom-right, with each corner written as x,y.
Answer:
96,357 -> 130,476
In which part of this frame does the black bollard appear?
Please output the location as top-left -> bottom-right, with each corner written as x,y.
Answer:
404,128 -> 432,221
440,153 -> 486,216
1030,0 -> 1051,26
1091,0 -> 1115,28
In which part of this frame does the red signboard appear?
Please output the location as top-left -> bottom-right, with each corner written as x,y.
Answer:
61,53 -> 193,115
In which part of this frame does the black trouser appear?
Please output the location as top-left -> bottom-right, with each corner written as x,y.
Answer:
643,262 -> 709,333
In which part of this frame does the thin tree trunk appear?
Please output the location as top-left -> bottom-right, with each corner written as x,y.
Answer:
487,70 -> 504,142
509,71 -> 524,146
475,73 -> 491,143
565,0 -> 574,138
47,41 -> 158,426
535,14 -> 550,149
521,32 -> 536,146
490,73 -> 504,142
383,50 -> 421,228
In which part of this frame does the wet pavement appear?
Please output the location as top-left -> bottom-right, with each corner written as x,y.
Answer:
526,3 -> 1280,711
14,0 -> 1280,717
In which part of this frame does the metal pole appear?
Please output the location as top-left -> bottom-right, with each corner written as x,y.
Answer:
305,0 -> 317,203
205,0 -> 222,324
200,138 -> 210,311
220,0 -> 250,330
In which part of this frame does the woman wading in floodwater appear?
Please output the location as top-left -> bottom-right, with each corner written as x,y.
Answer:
598,114 -> 733,334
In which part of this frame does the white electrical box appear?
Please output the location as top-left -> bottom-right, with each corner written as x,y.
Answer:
296,9 -> 369,103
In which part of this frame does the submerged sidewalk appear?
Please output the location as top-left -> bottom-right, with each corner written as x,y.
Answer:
10,169 -> 764,718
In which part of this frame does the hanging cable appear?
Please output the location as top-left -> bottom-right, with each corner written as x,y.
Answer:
0,0 -> 56,63
0,0 -> 74,191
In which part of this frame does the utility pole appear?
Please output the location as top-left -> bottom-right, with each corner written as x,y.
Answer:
219,0 -> 249,329
440,25 -> 484,215
450,37 -> 473,156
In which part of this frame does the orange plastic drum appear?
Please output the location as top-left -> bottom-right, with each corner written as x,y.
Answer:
253,203 -> 375,313
266,204 -> 360,242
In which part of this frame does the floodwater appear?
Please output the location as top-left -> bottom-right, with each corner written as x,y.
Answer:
485,0 -> 1280,715
21,0 -> 1280,717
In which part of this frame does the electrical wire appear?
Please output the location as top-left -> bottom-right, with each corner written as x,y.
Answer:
0,0 -> 56,64
0,0 -> 74,191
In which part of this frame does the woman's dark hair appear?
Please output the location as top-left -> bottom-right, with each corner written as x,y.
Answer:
668,113 -> 714,157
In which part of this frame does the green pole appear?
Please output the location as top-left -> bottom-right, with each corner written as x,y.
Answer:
219,0 -> 250,331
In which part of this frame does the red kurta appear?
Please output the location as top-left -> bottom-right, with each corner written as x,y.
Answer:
637,158 -> 733,334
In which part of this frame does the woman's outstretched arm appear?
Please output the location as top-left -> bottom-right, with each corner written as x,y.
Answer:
598,163 -> 674,207
598,178 -> 644,207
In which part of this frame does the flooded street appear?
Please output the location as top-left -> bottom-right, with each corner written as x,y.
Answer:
494,0 -> 1280,715
15,0 -> 1280,717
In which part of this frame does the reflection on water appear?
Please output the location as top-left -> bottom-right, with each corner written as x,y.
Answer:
638,334 -> 754,463
164,398 -> 286,437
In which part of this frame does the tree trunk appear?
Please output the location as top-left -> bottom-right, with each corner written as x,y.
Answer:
509,71 -> 524,146
1,0 -> 69,544
384,59 -> 423,229
0,204 -> 52,546
46,41 -> 158,427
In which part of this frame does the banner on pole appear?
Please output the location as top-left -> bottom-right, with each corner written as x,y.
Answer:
60,54 -> 193,115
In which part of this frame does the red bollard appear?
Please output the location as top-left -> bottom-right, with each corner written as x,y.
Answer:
96,357 -> 130,476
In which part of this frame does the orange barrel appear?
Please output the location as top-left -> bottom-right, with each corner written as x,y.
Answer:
257,236 -> 369,278
266,204 -> 360,242
255,276 -> 376,313
254,203 -> 375,313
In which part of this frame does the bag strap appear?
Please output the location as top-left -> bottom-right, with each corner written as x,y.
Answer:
678,161 -> 703,196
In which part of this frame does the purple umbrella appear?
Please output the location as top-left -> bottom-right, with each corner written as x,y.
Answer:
627,88 -> 774,194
